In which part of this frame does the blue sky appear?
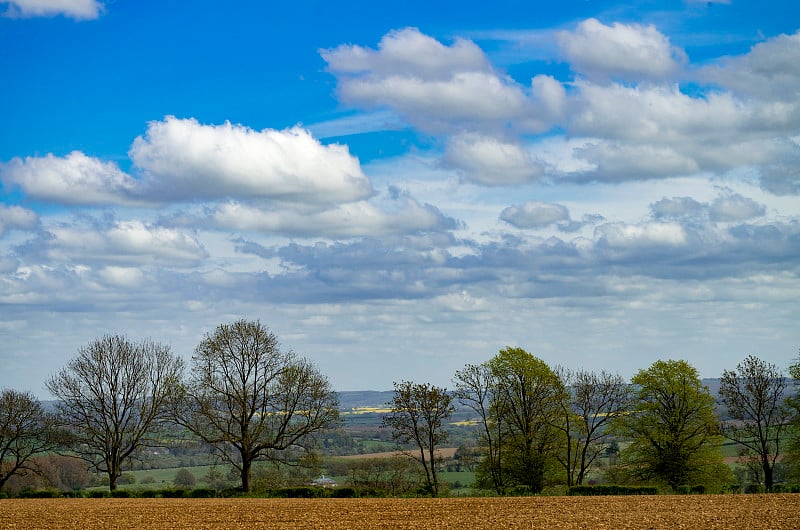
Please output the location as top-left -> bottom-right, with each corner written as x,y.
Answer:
1,0 -> 799,396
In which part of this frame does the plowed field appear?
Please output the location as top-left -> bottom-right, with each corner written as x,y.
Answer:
2,494 -> 799,529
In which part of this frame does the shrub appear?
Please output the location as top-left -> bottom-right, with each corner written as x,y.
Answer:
174,468 -> 196,488
567,485 -> 658,496
0,492 -> 8,499
17,489 -> 62,498
62,491 -> 84,498
674,485 -> 690,495
117,472 -> 137,485
87,490 -> 109,498
190,488 -> 216,498
507,485 -> 532,496
274,487 -> 325,498
744,484 -> 765,494
138,489 -> 162,498
161,489 -> 187,498
690,485 -> 706,494
331,487 -> 358,498
111,490 -> 132,498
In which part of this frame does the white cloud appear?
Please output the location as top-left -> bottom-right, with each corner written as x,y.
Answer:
131,116 -> 372,204
596,222 -> 688,248
709,193 -> 766,222
322,27 -> 491,80
2,0 -> 103,19
44,220 -> 207,265
97,266 -> 144,288
651,197 -> 706,219
212,195 -> 454,238
557,18 -> 686,82
444,134 -> 544,185
1,151 -> 137,205
322,28 -> 531,133
500,201 -> 570,229
700,31 -> 800,101
0,204 -> 38,236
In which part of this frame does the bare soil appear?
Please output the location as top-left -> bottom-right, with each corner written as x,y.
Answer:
2,494 -> 799,529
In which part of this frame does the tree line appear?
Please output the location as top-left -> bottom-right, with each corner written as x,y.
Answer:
1,320 -> 338,493
1,320 -> 798,497
384,348 -> 800,496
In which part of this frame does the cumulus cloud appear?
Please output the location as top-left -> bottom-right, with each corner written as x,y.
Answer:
700,31 -> 800,101
709,193 -> 766,222
596,222 -> 688,249
322,28 -> 531,132
1,151 -> 138,205
500,201 -> 570,228
130,116 -> 372,204
557,18 -> 686,82
0,204 -> 38,237
444,134 -> 544,185
1,0 -> 103,19
322,27 -> 491,79
651,192 -> 766,223
212,194 -> 457,238
42,220 -> 207,265
651,196 -> 706,220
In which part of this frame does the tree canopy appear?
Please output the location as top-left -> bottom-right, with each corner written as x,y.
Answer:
178,319 -> 339,492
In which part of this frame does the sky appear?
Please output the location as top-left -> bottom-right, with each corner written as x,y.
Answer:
1,0 -> 799,397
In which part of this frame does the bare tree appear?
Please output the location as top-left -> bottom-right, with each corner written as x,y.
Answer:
382,381 -> 454,496
719,355 -> 792,492
453,362 -> 507,494
554,369 -> 630,486
0,389 -> 61,491
46,335 -> 184,491
178,320 -> 339,492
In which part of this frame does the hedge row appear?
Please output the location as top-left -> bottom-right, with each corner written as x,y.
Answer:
567,485 -> 659,496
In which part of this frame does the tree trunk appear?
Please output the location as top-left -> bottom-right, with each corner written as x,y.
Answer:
764,460 -> 774,492
241,458 -> 252,493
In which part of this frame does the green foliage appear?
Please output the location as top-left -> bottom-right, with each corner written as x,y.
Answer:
110,489 -> 132,498
117,472 -> 137,485
16,489 -> 63,498
617,359 -> 726,490
487,347 -> 564,494
174,468 -> 196,488
190,487 -> 216,498
567,485 -> 659,496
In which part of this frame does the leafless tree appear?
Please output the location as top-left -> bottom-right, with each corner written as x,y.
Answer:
46,335 -> 184,491
178,320 -> 339,492
453,362 -> 508,494
382,381 -> 454,496
719,354 -> 792,492
554,369 -> 630,486
0,389 -> 61,491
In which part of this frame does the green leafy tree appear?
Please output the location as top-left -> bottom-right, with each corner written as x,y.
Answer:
618,359 -> 726,490
0,389 -> 62,491
178,320 -> 339,493
382,381 -> 454,496
719,355 -> 792,492
46,336 -> 184,491
488,347 -> 564,493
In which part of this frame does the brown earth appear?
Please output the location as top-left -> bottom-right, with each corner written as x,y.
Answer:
1,495 -> 799,529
